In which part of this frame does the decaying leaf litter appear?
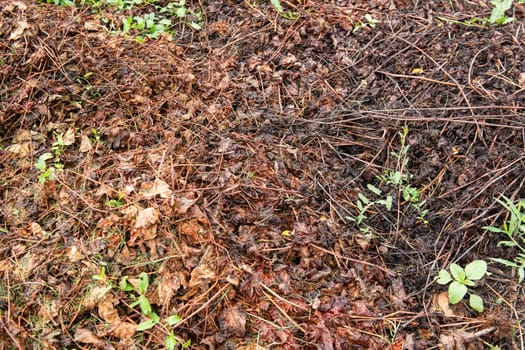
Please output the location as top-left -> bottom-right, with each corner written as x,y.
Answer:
1,0 -> 525,348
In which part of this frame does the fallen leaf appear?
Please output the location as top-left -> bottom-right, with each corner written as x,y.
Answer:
79,134 -> 92,152
9,21 -> 30,40
98,295 -> 120,324
110,321 -> 136,339
189,263 -> 216,288
434,291 -> 455,317
83,286 -> 112,308
134,207 -> 159,228
63,127 -> 76,145
218,306 -> 247,336
139,178 -> 172,199
30,222 -> 44,238
66,245 -> 84,263
173,196 -> 196,214
5,143 -> 30,157
74,328 -> 106,346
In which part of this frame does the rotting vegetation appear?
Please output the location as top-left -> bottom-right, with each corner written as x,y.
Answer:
1,0 -> 525,349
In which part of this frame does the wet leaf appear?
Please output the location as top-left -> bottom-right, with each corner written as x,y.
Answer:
465,260 -> 486,280
448,281 -> 467,304
134,207 -> 159,228
139,178 -> 173,199
469,293 -> 484,313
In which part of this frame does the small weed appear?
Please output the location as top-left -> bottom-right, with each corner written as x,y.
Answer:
42,0 -> 203,40
353,14 -> 378,33
106,191 -> 125,208
91,269 -> 190,349
346,126 -> 428,232
484,195 -> 525,283
120,273 -> 190,349
489,0 -> 514,25
270,0 -> 298,19
436,260 -> 487,312
438,0 -> 522,27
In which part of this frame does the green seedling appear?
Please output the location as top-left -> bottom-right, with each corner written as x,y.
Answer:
347,126 -> 428,231
106,191 -> 125,208
353,13 -> 378,33
436,260 -> 487,312
35,152 -> 57,183
120,273 -> 190,349
44,0 -> 203,40
489,0 -> 514,25
484,195 -> 525,283
270,0 -> 298,19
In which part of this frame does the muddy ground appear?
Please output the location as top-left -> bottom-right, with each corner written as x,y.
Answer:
1,0 -> 525,349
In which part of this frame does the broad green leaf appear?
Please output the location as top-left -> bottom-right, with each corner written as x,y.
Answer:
35,153 -> 53,171
182,340 -> 191,348
166,314 -> 182,326
465,260 -> 487,280
119,276 -> 135,292
519,267 -> 524,283
448,281 -> 467,304
165,332 -> 177,350
358,193 -> 369,205
271,0 -> 283,13
469,293 -> 484,312
450,263 -> 466,282
463,279 -> 475,287
436,269 -> 452,285
366,184 -> 382,195
138,295 -> 152,315
136,318 -> 156,331
137,272 -> 149,294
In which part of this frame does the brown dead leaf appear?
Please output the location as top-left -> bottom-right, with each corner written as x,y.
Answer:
63,127 -> 76,146
79,134 -> 92,152
98,295 -> 120,324
173,196 -> 196,214
218,306 -> 247,336
156,272 -> 185,307
9,21 -> 31,40
30,222 -> 44,238
66,245 -> 84,263
74,328 -> 106,347
139,178 -> 173,199
434,291 -> 455,317
189,263 -> 216,288
110,321 -> 136,339
134,207 -> 159,228
179,219 -> 203,242
83,286 -> 112,309
5,142 -> 30,157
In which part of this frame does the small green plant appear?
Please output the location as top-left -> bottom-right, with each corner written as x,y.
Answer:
436,260 -> 487,312
106,191 -> 125,208
120,273 -> 190,349
91,269 -> 189,349
489,0 -> 514,25
42,0 -> 203,40
270,0 -> 298,19
35,132 -> 71,183
35,152 -> 57,183
437,0 -> 522,27
346,183 -> 392,232
346,126 -> 428,231
484,195 -> 525,283
352,14 -> 378,33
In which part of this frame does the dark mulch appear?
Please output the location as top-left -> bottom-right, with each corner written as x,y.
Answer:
1,0 -> 524,349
